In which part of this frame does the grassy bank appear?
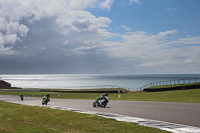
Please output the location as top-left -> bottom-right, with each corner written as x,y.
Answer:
144,82 -> 200,92
0,101 -> 168,133
118,89 -> 200,103
0,88 -> 200,103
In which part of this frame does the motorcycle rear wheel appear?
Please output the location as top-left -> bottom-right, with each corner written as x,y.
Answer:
101,102 -> 107,107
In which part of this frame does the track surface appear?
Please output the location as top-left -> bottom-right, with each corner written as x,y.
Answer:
1,95 -> 200,127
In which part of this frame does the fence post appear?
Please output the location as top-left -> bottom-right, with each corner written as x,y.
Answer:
118,89 -> 121,98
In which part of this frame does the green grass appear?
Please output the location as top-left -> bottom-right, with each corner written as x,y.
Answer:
116,89 -> 200,103
0,101 -> 168,133
1,88 -> 200,103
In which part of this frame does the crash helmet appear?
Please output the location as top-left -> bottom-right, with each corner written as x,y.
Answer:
46,93 -> 50,97
105,92 -> 108,96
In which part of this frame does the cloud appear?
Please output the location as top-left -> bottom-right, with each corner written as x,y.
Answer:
122,25 -> 131,31
166,8 -> 177,11
0,44 -> 16,55
158,30 -> 177,37
100,30 -> 200,73
129,0 -> 141,5
63,40 -> 69,45
184,59 -> 194,64
0,12 -> 29,55
170,36 -> 200,45
100,0 -> 114,10
0,0 -> 112,55
68,0 -> 114,10
0,0 -> 200,74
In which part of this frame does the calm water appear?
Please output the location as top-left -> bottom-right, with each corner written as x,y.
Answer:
1,74 -> 200,91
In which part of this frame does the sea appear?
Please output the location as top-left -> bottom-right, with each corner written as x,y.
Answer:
1,74 -> 200,91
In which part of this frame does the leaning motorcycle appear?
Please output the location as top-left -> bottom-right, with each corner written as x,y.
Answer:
93,97 -> 108,107
42,97 -> 50,105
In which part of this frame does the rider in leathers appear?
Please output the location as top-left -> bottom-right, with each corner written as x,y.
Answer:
98,92 -> 109,106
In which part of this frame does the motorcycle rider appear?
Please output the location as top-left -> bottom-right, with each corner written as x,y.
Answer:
42,93 -> 50,105
43,93 -> 50,99
104,92 -> 109,102
20,94 -> 24,101
98,92 -> 109,106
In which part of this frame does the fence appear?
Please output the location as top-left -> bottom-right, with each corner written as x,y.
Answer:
0,85 -> 130,91
0,89 -> 41,92
49,85 -> 130,90
140,78 -> 200,90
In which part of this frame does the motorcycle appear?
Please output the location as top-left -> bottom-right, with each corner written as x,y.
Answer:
42,96 -> 50,105
20,94 -> 24,101
93,97 -> 109,107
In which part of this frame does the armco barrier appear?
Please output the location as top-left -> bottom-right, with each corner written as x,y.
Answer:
143,84 -> 200,92
41,89 -> 124,93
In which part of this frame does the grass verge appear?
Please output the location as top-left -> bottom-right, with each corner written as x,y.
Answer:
148,82 -> 200,89
0,101 -> 168,133
143,82 -> 200,92
0,88 -> 200,103
117,89 -> 200,103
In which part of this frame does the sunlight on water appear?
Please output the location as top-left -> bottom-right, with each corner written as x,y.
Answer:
1,74 -> 200,91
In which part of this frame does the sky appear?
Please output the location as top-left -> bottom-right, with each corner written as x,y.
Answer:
0,0 -> 200,74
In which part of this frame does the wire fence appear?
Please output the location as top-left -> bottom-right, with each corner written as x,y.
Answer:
140,78 -> 200,90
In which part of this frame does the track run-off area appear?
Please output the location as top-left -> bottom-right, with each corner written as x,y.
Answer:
1,95 -> 200,133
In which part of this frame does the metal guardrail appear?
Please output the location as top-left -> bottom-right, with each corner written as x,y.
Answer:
0,85 -> 130,91
59,85 -> 119,89
140,78 -> 200,90
0,89 -> 41,92
65,85 -> 131,91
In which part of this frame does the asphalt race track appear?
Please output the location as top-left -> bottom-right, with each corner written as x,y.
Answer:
1,95 -> 200,128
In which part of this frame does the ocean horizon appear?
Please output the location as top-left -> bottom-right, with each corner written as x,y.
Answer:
1,74 -> 200,91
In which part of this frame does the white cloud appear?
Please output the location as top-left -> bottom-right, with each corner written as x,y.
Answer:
170,36 -> 200,45
166,8 -> 177,11
0,46 -> 16,55
68,0 -> 96,10
135,60 -> 171,67
5,22 -> 29,37
158,30 -> 177,37
1,0 -> 200,74
122,25 -> 131,31
129,0 -> 141,5
23,46 -> 28,49
0,32 -> 21,46
68,0 -> 114,10
100,0 -> 114,10
40,46 -> 47,50
73,45 -> 99,55
184,59 -> 194,64
63,40 -> 69,45
0,0 -> 112,55
100,30 -> 200,72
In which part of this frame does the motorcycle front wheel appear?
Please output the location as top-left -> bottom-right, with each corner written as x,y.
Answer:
93,101 -> 97,107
